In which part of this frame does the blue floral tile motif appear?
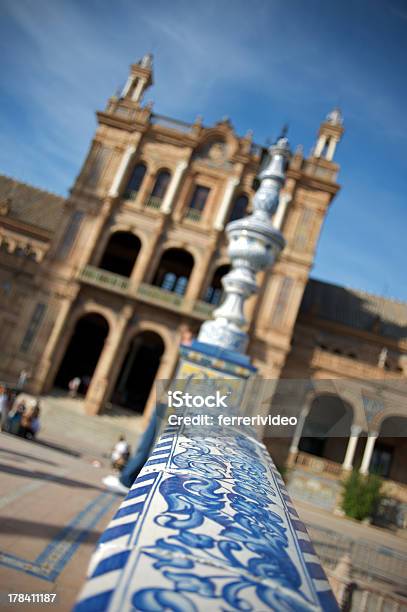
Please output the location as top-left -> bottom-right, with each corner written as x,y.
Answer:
75,411 -> 338,612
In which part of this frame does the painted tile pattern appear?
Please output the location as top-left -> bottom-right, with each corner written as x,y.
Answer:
75,412 -> 338,611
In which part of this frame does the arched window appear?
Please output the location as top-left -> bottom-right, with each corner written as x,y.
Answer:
99,232 -> 141,277
153,248 -> 194,295
123,163 -> 147,200
204,264 -> 230,305
151,170 -> 171,199
229,194 -> 248,222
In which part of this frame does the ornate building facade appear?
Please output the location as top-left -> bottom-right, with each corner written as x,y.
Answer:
0,55 -> 406,521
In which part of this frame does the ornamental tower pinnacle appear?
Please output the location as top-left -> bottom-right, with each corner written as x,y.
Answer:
313,107 -> 344,161
120,53 -> 154,103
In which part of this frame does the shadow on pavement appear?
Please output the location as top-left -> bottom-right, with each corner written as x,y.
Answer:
0,517 -> 103,544
0,446 -> 60,467
35,438 -> 82,458
0,462 -> 106,491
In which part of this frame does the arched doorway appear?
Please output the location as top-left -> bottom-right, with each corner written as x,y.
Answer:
111,331 -> 165,412
153,248 -> 194,295
204,264 -> 230,305
299,394 -> 353,462
54,313 -> 109,394
99,232 -> 141,277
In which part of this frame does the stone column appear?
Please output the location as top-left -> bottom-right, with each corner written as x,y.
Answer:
121,75 -> 134,97
273,193 -> 292,230
184,246 -> 214,303
142,331 -> 180,422
84,306 -> 133,415
161,160 -> 188,214
108,144 -> 137,197
131,77 -> 147,102
213,176 -> 240,230
359,431 -> 379,475
342,425 -> 362,471
287,406 -> 309,466
32,288 -> 80,394
325,137 -> 338,161
314,133 -> 327,157
116,337 -> 141,395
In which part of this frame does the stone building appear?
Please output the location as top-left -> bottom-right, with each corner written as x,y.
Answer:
0,55 -> 406,522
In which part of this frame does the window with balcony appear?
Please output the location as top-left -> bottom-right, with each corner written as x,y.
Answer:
153,248 -> 194,295
145,170 -> 171,209
185,185 -> 210,221
123,163 -> 147,200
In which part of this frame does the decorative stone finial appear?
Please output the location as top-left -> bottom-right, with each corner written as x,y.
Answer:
140,53 -> 153,69
198,137 -> 291,353
326,107 -> 343,126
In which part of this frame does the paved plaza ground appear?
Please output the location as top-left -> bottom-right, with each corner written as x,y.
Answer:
0,394 -> 405,610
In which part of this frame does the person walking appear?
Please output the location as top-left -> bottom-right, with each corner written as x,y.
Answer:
103,408 -> 159,495
17,369 -> 30,391
68,376 -> 81,397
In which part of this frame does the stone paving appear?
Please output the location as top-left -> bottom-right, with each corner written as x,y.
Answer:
0,394 -> 143,612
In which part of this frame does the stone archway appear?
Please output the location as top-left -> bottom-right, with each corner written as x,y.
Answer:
99,231 -> 142,277
110,330 -> 165,413
54,313 -> 109,394
299,394 -> 354,463
152,248 -> 194,295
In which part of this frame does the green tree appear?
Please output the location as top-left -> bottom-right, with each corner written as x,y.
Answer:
341,470 -> 382,521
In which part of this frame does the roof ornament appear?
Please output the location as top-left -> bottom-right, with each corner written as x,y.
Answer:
326,107 -> 343,126
140,53 -> 153,69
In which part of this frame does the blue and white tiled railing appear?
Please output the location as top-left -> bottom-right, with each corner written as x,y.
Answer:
75,411 -> 338,611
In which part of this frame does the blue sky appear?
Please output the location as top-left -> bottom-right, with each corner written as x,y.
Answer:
1,0 -> 406,300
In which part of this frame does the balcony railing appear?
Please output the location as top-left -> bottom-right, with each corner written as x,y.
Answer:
137,283 -> 185,308
295,451 -> 343,477
122,189 -> 138,201
78,265 -> 130,293
144,195 -> 162,210
185,208 -> 202,222
78,266 -> 221,321
192,300 -> 216,318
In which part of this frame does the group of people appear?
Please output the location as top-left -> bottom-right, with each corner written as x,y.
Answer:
0,385 -> 41,440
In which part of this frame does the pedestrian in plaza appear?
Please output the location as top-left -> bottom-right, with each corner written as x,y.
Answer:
7,401 -> 26,435
17,368 -> 31,391
111,435 -> 131,471
68,376 -> 81,397
103,408 -> 159,495
19,401 -> 41,439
